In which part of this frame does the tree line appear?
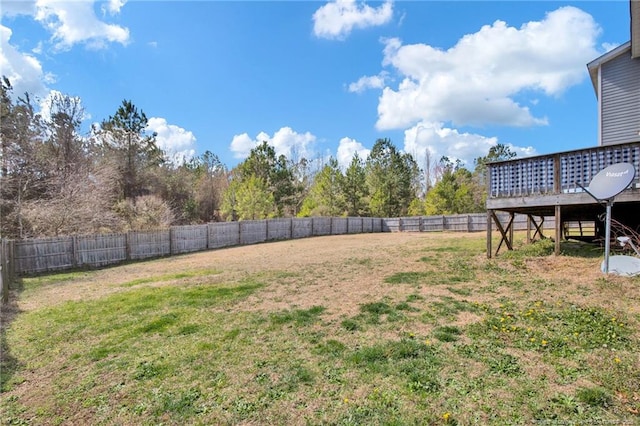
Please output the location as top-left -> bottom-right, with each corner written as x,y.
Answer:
0,77 -> 515,239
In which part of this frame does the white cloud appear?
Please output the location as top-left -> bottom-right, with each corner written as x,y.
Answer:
0,24 -> 51,98
313,0 -> 393,40
1,1 -> 37,17
348,72 -> 388,93
1,0 -> 129,50
376,6 -> 601,130
103,0 -> 127,15
229,127 -> 317,161
147,117 -> 197,165
403,122 -> 536,170
1,0 -> 129,100
19,0 -> 130,51
336,137 -> 370,168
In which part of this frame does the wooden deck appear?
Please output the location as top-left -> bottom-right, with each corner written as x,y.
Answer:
486,141 -> 640,257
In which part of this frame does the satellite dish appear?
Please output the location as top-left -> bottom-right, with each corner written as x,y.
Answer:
587,163 -> 636,274
601,255 -> 640,277
588,162 -> 635,200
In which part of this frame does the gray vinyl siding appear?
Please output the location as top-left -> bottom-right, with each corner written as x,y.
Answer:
601,52 -> 640,146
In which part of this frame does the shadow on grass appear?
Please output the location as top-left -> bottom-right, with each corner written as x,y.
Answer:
503,238 -> 604,260
1,279 -> 24,393
560,240 -> 607,259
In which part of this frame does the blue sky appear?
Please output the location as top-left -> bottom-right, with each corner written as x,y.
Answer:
0,1 -> 633,171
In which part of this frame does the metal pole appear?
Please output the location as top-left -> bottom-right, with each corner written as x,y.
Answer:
604,201 -> 612,274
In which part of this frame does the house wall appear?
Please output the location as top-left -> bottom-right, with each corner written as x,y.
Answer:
601,51 -> 640,146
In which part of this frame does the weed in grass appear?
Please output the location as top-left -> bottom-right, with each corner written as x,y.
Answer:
483,261 -> 507,274
337,389 -> 405,426
433,325 -> 462,342
134,360 -> 167,380
385,271 -> 429,285
314,339 -> 346,357
361,302 -> 394,315
152,387 -> 203,417
446,257 -> 476,282
341,318 -> 359,331
430,246 -> 465,253
346,257 -> 373,267
356,301 -> 409,325
406,294 -> 424,302
486,352 -> 522,376
447,286 -> 472,296
576,387 -> 613,408
504,238 -> 554,258
431,297 -> 480,319
468,301 -> 633,357
541,393 -> 583,417
270,305 -> 325,326
395,301 -> 419,312
553,362 -> 584,385
400,359 -> 441,394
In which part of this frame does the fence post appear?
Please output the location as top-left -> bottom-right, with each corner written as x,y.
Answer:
125,231 -> 131,261
442,215 -> 446,231
170,227 -> 175,255
72,235 -> 78,268
1,239 -> 8,303
468,215 -> 472,232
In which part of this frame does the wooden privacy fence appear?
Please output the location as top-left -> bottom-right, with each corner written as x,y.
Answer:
6,217 -> 384,278
384,213 -> 555,233
0,213 -> 555,301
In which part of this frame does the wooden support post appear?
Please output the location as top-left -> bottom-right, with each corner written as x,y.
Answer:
486,210 -> 493,258
526,216 -> 532,244
527,215 -> 545,241
555,205 -> 562,256
509,212 -> 514,248
491,211 -> 514,256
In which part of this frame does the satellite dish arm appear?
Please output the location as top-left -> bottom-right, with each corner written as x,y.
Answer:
574,181 -> 608,205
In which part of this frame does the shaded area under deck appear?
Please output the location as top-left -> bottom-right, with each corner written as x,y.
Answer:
486,142 -> 640,257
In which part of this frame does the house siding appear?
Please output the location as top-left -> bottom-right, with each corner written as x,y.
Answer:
601,52 -> 640,146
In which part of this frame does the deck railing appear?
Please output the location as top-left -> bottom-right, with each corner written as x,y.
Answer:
488,142 -> 640,198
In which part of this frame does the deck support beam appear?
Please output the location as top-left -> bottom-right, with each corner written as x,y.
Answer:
487,210 -> 492,258
555,205 -> 562,255
489,210 -> 514,257
526,215 -> 545,243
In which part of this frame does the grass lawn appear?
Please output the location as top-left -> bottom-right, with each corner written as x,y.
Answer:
1,232 -> 639,425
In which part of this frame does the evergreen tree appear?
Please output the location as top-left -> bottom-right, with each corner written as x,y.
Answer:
342,153 -> 369,216
366,138 -> 419,217
94,100 -> 164,200
298,157 -> 344,217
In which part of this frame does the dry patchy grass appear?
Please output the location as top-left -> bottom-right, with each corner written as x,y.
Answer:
1,232 -> 639,425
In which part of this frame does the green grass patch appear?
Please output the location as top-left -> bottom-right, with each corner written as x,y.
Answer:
270,305 -> 326,326
384,271 -> 429,285
120,268 -> 222,287
3,232 -> 639,425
